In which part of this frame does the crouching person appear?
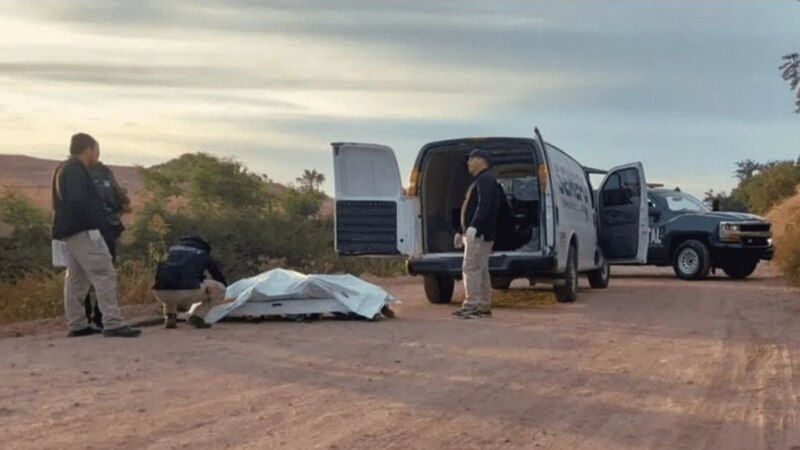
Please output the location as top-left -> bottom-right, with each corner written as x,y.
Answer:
152,235 -> 228,329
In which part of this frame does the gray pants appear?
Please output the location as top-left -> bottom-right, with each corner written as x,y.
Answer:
462,236 -> 494,311
153,280 -> 226,318
64,231 -> 125,331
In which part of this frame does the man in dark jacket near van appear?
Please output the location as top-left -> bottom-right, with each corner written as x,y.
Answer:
152,235 -> 228,329
452,149 -> 500,319
52,133 -> 141,338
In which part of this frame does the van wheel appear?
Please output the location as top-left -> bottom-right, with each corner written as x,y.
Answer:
587,259 -> 610,289
673,240 -> 711,280
723,260 -> 758,279
491,277 -> 513,290
554,246 -> 578,303
424,275 -> 454,304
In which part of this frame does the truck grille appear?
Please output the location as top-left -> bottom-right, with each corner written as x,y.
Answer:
740,223 -> 770,233
740,237 -> 769,247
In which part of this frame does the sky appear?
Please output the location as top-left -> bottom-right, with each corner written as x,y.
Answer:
1,0 -> 799,198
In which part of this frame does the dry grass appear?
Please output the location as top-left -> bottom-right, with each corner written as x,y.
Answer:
493,287 -> 557,309
0,261 -> 156,325
767,187 -> 800,286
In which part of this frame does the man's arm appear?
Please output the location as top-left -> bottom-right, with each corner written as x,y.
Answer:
206,258 -> 228,286
469,174 -> 498,236
107,169 -> 133,214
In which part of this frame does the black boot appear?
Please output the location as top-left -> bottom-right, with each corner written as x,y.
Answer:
164,313 -> 178,329
188,315 -> 211,329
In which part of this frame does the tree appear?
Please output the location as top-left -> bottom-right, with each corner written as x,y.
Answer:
781,1 -> 800,113
703,189 -> 747,212
734,159 -> 764,181
296,169 -> 326,193
735,160 -> 800,214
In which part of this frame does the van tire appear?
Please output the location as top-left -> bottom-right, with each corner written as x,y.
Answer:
424,275 -> 454,304
673,240 -> 711,280
554,246 -> 578,303
587,259 -> 610,289
491,277 -> 513,290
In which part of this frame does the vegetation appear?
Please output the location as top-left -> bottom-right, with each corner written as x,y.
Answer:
0,154 -> 403,325
704,158 -> 800,215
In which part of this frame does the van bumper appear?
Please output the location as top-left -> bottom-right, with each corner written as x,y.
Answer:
407,255 -> 557,278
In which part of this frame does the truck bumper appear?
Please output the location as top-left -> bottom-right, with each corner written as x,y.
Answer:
710,243 -> 774,263
407,254 -> 557,278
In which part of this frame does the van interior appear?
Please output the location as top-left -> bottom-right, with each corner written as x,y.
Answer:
419,141 -> 542,254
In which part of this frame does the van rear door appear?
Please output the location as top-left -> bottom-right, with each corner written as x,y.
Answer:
598,163 -> 649,264
332,142 -> 416,256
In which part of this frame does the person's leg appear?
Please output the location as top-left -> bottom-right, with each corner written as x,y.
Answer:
84,289 -> 93,324
458,236 -> 484,315
153,290 -> 181,328
193,280 -> 226,319
66,232 -> 124,330
479,240 -> 494,314
63,241 -> 92,333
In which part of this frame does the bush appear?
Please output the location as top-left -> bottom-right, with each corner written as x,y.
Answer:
0,261 -> 156,325
768,191 -> 800,286
0,190 -> 51,280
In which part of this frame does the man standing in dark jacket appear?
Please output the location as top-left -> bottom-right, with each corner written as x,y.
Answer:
152,235 -> 228,329
452,149 -> 500,319
84,161 -> 133,329
52,133 -> 141,338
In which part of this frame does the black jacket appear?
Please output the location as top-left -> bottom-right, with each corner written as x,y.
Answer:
89,163 -> 130,229
461,169 -> 500,241
153,237 -> 227,290
51,157 -> 108,240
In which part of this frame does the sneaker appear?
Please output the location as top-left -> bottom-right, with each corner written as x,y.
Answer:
452,308 -> 481,319
102,325 -> 142,338
188,315 -> 211,329
67,327 -> 102,338
477,309 -> 492,318
164,313 -> 178,329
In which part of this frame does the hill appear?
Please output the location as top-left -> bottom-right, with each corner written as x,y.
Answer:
0,155 -> 332,215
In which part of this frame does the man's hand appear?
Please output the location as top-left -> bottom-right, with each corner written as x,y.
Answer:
453,233 -> 464,249
466,227 -> 478,241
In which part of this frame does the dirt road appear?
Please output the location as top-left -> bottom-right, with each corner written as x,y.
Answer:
2,266 -> 800,449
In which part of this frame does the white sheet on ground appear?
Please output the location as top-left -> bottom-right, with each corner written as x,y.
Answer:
204,269 -> 396,323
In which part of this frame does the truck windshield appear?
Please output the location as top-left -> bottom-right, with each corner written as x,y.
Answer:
655,191 -> 709,213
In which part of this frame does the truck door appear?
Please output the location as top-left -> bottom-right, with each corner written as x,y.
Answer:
598,163 -> 649,264
332,142 -> 416,256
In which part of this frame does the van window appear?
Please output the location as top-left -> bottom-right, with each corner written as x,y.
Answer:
602,168 -> 640,207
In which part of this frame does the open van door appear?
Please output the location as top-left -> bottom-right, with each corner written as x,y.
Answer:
598,162 -> 649,264
332,142 -> 416,256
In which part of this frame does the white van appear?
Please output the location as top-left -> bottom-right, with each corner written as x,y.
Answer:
332,131 -> 649,304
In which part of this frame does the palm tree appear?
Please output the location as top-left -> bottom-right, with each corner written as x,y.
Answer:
781,53 -> 800,113
296,169 -> 326,193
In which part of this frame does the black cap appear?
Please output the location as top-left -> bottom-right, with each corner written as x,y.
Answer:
468,148 -> 492,166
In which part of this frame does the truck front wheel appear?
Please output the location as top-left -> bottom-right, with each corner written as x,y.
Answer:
722,260 -> 759,280
673,240 -> 711,280
424,275 -> 455,304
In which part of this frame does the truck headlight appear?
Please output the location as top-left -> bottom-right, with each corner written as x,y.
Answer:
719,222 -> 741,242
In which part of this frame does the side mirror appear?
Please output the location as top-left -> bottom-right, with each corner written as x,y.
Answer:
649,206 -> 661,220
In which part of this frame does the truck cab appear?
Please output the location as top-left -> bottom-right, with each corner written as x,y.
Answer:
332,133 -> 650,304
642,188 -> 774,280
